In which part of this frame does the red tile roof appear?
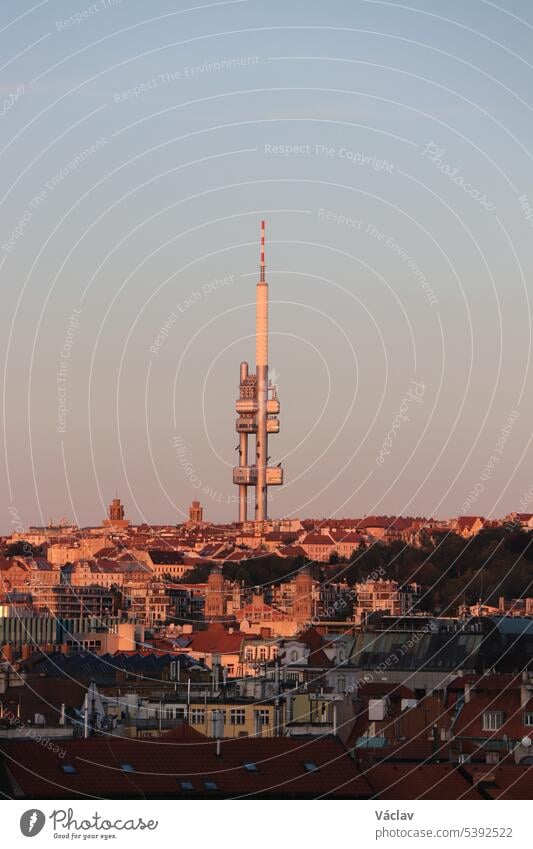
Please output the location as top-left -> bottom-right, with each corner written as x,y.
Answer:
462,765 -> 533,799
301,533 -> 335,546
448,673 -> 521,692
278,545 -> 307,558
329,531 -> 365,544
356,681 -> 416,699
188,624 -> 244,654
365,762 -> 484,799
1,677 -> 86,726
453,691 -> 533,741
1,735 -> 372,799
455,516 -> 484,529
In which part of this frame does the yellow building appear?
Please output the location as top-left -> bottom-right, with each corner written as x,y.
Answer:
186,699 -> 281,738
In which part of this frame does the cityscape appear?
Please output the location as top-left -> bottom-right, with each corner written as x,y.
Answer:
2,0 -> 533,838
2,222 -> 533,802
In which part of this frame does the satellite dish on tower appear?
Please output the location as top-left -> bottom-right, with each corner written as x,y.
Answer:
521,736 -> 532,747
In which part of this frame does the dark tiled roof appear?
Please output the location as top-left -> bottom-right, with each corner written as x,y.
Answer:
462,765 -> 533,799
1,735 -> 372,799
1,677 -> 86,726
23,651 -> 199,683
365,762 -> 484,800
147,550 -> 184,565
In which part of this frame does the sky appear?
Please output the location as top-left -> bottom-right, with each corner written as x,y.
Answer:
1,0 -> 533,529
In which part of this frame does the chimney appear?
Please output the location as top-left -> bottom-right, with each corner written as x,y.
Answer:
2,644 -> 13,663
464,682 -> 471,704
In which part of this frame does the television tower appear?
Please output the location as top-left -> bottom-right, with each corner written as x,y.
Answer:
233,221 -> 283,523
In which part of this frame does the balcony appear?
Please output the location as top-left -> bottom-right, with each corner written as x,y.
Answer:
266,418 -> 279,433
267,399 -> 280,414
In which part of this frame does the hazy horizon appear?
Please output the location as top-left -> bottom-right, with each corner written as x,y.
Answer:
2,0 -> 533,533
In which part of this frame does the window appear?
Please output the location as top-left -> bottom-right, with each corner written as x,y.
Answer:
337,676 -> 346,693
255,709 -> 270,726
204,780 -> 219,791
61,764 -> 77,774
259,647 -> 267,661
230,709 -> 246,725
190,709 -> 206,724
245,648 -> 253,661
243,761 -> 258,772
120,763 -> 136,772
303,761 -> 318,772
482,711 -> 505,731
524,713 -> 533,727
179,780 -> 194,791
290,650 -> 298,662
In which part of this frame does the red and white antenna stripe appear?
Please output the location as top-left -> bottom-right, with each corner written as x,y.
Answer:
260,219 -> 266,282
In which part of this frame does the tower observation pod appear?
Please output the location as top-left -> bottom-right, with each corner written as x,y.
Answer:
233,220 -> 283,523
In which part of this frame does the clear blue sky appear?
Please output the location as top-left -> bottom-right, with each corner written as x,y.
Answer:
1,0 -> 533,528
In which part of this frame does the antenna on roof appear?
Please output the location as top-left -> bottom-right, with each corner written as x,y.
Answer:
260,219 -> 266,283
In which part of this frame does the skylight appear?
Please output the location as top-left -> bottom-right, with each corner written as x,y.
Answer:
179,780 -> 194,790
303,761 -> 318,772
61,763 -> 77,774
120,763 -> 136,772
243,761 -> 258,772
